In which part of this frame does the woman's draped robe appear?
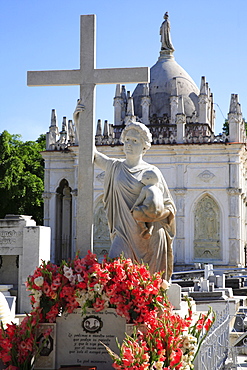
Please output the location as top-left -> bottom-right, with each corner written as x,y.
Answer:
103,159 -> 176,280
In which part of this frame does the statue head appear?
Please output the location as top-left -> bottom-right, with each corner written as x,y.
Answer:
120,121 -> 152,153
141,169 -> 159,186
164,12 -> 169,20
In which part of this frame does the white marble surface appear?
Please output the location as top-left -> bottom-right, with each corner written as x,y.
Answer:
55,308 -> 126,370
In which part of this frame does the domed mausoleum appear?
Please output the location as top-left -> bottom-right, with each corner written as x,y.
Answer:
42,13 -> 247,271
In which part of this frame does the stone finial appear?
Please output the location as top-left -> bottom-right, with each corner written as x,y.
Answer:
96,119 -> 102,136
62,116 -> 68,133
115,84 -> 121,98
198,77 -> 209,124
103,120 -> 109,137
54,117 -> 68,149
113,84 -> 123,125
200,76 -> 207,95
121,85 -> 127,102
109,123 -> 114,138
126,96 -> 134,117
95,119 -> 103,145
68,120 -> 75,143
228,94 -> 243,142
46,108 -> 59,150
120,85 -> 127,120
160,12 -> 175,52
229,94 -> 242,115
125,96 -> 136,125
50,109 -> 57,127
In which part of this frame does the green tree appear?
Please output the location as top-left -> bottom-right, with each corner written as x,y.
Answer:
222,119 -> 229,135
0,131 -> 46,225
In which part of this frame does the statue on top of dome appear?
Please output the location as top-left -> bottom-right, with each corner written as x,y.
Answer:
160,12 -> 175,52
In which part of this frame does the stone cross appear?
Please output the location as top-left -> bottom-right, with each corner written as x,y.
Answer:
27,14 -> 149,256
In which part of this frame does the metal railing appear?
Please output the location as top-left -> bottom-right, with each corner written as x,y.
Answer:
194,304 -> 230,370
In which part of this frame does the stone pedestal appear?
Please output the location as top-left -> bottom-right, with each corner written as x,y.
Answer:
0,215 -> 51,313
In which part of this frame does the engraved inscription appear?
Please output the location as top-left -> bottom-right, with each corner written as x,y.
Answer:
0,230 -> 23,245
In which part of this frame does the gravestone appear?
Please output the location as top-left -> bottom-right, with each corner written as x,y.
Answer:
167,283 -> 181,309
55,309 -> 126,370
0,215 -> 50,313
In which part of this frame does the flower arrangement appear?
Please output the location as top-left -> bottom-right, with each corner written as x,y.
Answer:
0,310 -> 51,370
26,251 -> 169,325
104,298 -> 214,370
0,251 -> 215,370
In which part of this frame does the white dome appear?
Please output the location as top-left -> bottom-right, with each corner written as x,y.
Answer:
133,52 -> 200,120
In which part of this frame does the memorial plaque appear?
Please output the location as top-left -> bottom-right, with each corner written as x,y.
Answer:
56,308 -> 126,370
0,228 -> 23,255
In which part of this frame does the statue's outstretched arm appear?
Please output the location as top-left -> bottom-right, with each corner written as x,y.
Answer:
94,146 -> 110,171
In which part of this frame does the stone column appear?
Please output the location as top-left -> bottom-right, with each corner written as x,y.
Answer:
42,191 -> 53,227
62,185 -> 72,260
174,184 -> 187,265
71,187 -> 78,259
227,187 -> 242,265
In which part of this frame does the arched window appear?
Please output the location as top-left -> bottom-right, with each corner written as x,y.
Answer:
55,179 -> 72,263
194,195 -> 221,260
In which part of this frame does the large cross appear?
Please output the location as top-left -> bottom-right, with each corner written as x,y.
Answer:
27,14 -> 150,257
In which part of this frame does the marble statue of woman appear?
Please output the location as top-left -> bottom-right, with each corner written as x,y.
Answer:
94,121 -> 176,280
160,12 -> 175,52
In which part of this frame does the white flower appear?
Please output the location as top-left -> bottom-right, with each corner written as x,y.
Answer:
182,334 -> 197,350
180,364 -> 191,370
33,290 -> 42,299
77,274 -> 84,282
161,279 -> 170,290
94,283 -> 103,294
34,276 -> 44,287
63,266 -> 74,280
31,289 -> 42,307
153,361 -> 164,370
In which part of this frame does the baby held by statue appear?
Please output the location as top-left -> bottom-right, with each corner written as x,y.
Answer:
131,169 -> 165,239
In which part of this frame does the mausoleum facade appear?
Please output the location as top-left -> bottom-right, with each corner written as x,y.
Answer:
42,14 -> 247,270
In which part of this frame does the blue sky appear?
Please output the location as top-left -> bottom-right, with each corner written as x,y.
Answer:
0,0 -> 246,141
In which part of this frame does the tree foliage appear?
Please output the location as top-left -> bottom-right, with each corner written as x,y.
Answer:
222,119 -> 229,135
0,131 -> 46,225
